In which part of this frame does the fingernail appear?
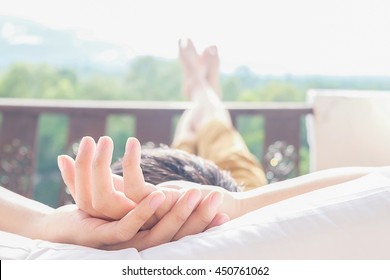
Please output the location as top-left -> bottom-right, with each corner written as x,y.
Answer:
126,137 -> 141,155
57,156 -> 65,172
187,189 -> 201,209
210,192 -> 223,212
125,138 -> 134,154
179,38 -> 189,48
215,213 -> 230,226
78,137 -> 86,153
209,46 -> 217,55
149,192 -> 165,210
96,136 -> 111,153
96,136 -> 104,152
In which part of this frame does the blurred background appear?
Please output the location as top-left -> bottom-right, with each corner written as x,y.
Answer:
1,0 -> 390,206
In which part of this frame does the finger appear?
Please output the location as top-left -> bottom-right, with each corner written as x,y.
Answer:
57,155 -> 76,198
140,187 -> 182,230
145,189 -> 201,246
130,212 -> 229,251
92,136 -> 136,219
74,136 -> 96,211
172,191 -> 223,241
206,213 -> 230,230
122,137 -> 156,202
112,174 -> 124,192
97,191 -> 166,245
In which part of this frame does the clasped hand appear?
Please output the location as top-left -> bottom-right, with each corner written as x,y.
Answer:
57,136 -> 230,251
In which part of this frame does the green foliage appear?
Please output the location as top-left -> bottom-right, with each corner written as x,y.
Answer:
77,74 -> 124,100
236,116 -> 264,159
0,64 -> 78,99
34,114 -> 69,207
221,75 -> 241,101
255,82 -> 305,102
124,56 -> 182,101
36,115 -> 68,173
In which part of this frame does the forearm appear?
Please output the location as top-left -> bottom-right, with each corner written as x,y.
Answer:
0,186 -> 53,239
235,167 -> 377,217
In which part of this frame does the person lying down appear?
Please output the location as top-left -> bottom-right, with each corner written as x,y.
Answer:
55,39 -> 375,251
0,39 -> 378,252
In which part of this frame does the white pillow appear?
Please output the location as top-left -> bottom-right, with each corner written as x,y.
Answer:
1,167 -> 389,260
140,167 -> 390,259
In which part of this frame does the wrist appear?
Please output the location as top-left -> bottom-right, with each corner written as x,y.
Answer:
38,206 -> 75,244
231,192 -> 247,219
17,207 -> 54,241
215,191 -> 241,220
34,208 -> 56,241
233,190 -> 266,218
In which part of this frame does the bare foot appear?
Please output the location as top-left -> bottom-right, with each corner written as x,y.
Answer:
201,46 -> 221,97
174,39 -> 231,147
178,38 -> 206,99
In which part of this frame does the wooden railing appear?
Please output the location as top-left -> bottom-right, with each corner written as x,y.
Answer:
0,98 -> 313,205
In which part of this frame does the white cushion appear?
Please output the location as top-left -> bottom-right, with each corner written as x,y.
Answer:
140,167 -> 390,259
0,230 -> 141,260
307,90 -> 390,171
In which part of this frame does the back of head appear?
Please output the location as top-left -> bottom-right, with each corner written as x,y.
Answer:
112,146 -> 240,192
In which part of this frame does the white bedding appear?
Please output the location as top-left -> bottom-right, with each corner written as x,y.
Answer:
1,167 -> 390,260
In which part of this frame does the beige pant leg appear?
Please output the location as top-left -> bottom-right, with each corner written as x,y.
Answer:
196,120 -> 267,191
172,140 -> 197,155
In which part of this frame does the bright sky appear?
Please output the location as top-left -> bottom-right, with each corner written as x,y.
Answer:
2,0 -> 390,76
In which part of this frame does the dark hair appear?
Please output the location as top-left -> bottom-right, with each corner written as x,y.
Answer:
111,146 -> 240,192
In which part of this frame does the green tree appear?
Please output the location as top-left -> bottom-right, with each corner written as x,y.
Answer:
243,81 -> 305,102
124,56 -> 182,100
0,64 -> 78,99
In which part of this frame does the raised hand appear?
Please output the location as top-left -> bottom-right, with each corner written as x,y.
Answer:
58,136 -> 230,245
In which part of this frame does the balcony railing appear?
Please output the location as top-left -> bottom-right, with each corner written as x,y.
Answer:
0,98 -> 313,205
